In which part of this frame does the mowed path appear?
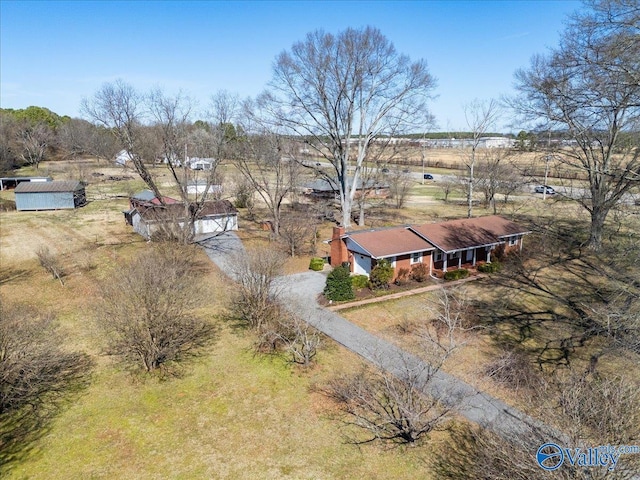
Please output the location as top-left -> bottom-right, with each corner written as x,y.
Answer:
202,232 -> 560,446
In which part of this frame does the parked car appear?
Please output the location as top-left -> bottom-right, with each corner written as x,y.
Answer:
402,169 -> 410,173
381,168 -> 389,173
315,162 -> 322,167
535,185 -> 556,195
423,173 -> 434,180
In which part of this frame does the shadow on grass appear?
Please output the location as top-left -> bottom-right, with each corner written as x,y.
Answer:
470,214 -> 640,370
0,354 -> 94,476
0,266 -> 31,285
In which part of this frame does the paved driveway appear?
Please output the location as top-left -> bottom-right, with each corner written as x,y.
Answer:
200,231 -> 245,277
202,233 -> 562,446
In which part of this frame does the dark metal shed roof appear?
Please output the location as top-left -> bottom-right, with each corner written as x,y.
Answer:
14,180 -> 83,193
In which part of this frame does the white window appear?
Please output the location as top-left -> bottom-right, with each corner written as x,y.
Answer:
410,252 -> 422,264
451,251 -> 460,259
434,252 -> 443,262
508,236 -> 518,246
389,256 -> 396,267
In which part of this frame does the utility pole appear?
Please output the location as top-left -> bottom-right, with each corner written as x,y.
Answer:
543,131 -> 551,201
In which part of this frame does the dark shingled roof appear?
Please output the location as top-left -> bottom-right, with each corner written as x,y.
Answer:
346,226 -> 434,258
410,215 -> 530,252
139,200 -> 237,221
14,180 -> 83,193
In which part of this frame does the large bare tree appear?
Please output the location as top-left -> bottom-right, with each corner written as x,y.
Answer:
83,82 -> 234,244
511,0 -> 640,250
82,80 -> 164,198
261,26 -> 436,228
462,99 -> 501,218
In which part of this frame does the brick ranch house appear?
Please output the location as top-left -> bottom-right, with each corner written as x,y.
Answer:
330,215 -> 531,278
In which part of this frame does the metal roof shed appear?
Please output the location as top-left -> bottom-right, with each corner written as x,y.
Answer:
14,180 -> 86,211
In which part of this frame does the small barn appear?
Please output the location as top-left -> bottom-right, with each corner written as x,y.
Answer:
14,180 -> 86,211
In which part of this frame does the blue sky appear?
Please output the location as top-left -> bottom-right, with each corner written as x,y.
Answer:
1,0 -> 583,131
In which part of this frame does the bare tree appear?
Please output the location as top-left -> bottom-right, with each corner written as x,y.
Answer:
283,313 -> 321,367
17,123 -> 52,170
234,109 -> 300,236
57,118 -> 120,161
83,81 -> 235,244
387,166 -> 414,209
462,99 -> 501,218
279,210 -> 319,257
0,300 -> 92,473
263,26 -> 436,228
439,175 -> 460,203
97,246 -> 216,373
433,371 -> 640,480
147,88 -> 215,244
228,245 -> 287,331
82,80 -> 164,199
323,360 -> 452,445
253,305 -> 322,367
322,288 -> 469,446
206,90 -> 241,161
511,0 -> 640,250
35,246 -> 65,286
475,149 -> 519,214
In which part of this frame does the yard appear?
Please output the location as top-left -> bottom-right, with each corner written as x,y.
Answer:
2,156 -> 638,477
0,160 -> 431,479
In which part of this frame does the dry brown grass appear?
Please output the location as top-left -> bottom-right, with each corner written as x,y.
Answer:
0,159 -> 432,479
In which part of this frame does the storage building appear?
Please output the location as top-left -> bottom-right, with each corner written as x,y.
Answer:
14,180 -> 86,211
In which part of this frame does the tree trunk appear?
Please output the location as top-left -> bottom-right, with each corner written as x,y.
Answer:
342,196 -> 352,228
588,207 -> 607,251
467,152 -> 475,219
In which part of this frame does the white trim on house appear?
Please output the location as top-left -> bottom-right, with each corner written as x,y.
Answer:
352,253 -> 372,275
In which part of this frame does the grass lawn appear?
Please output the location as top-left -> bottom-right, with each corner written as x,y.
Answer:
0,162 -> 431,478
2,156 -> 637,477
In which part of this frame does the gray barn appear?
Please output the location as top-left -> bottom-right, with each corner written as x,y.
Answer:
14,180 -> 86,211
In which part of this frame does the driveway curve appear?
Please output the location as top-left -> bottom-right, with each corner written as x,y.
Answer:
202,233 -> 562,447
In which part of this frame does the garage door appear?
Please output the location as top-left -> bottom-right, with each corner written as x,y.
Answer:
353,253 -> 372,276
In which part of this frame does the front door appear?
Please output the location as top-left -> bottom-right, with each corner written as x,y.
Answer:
465,249 -> 474,263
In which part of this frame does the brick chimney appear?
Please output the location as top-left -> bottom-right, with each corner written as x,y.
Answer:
330,226 -> 348,267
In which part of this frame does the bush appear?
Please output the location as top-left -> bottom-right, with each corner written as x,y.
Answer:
369,259 -> 394,290
395,267 -> 410,286
324,265 -> 355,301
98,246 -> 217,373
351,274 -> 369,290
309,257 -> 325,271
443,269 -> 469,281
410,263 -> 429,282
477,262 -> 501,273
